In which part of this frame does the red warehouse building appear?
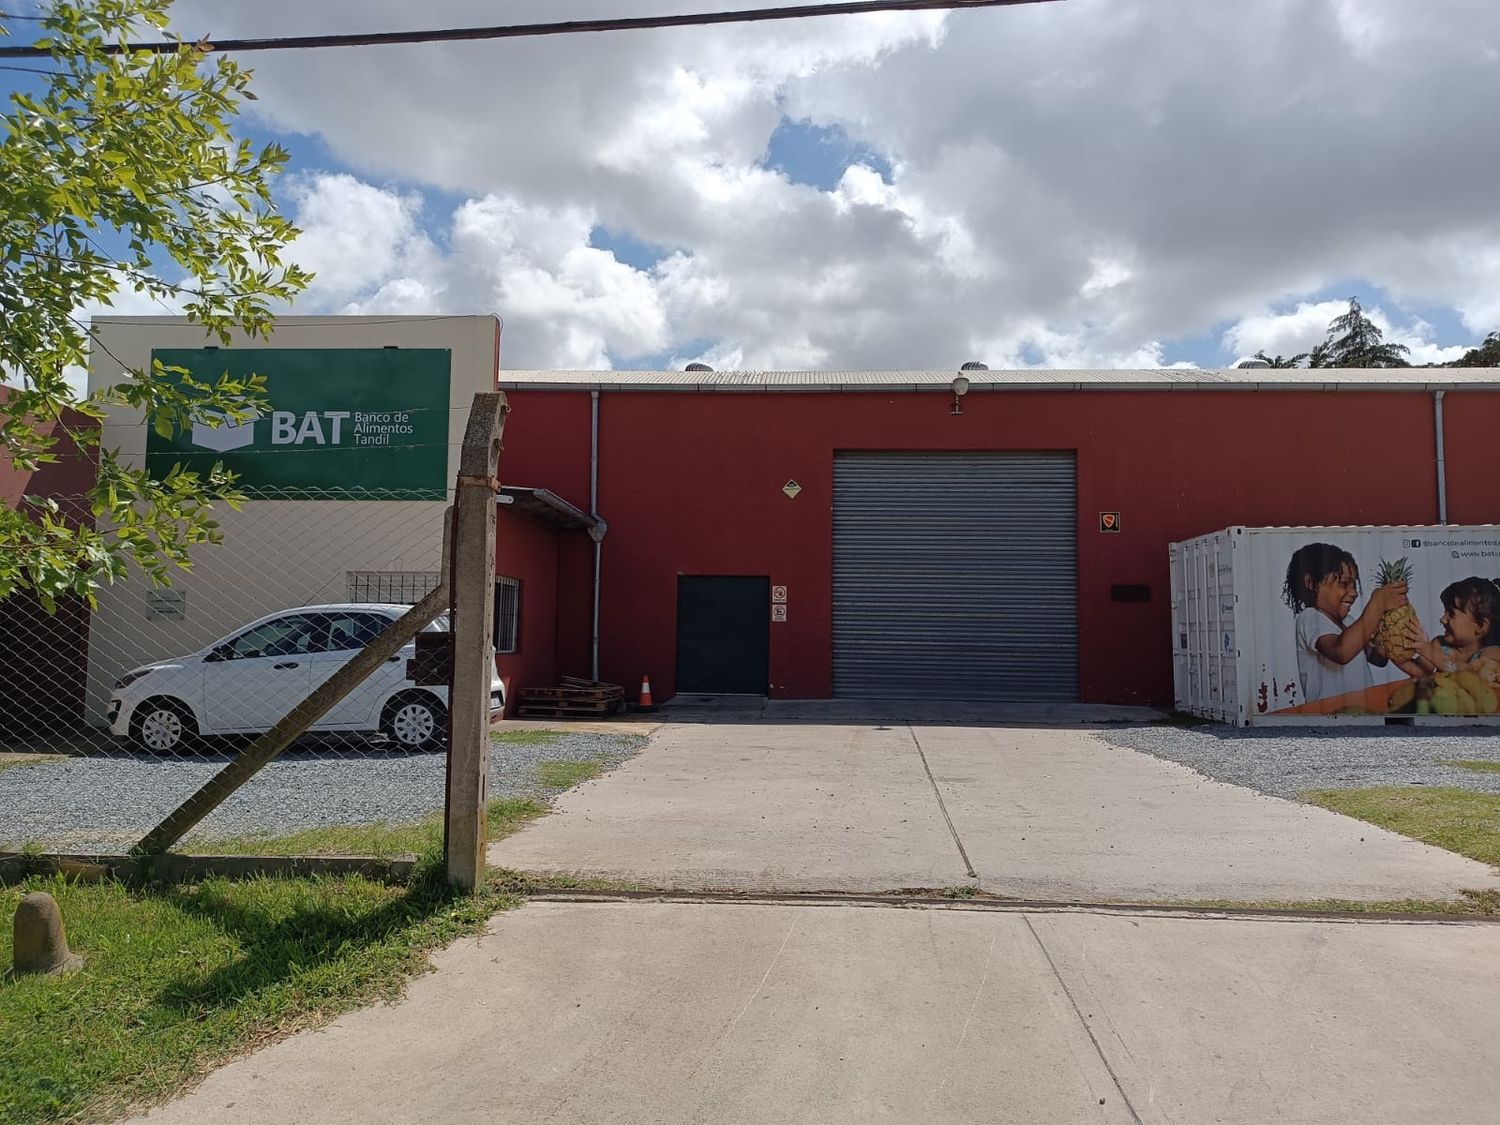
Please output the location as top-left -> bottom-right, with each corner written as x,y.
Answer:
495,367 -> 1500,710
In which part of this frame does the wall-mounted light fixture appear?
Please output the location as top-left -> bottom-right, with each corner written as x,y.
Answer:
950,374 -> 970,415
952,362 -> 986,416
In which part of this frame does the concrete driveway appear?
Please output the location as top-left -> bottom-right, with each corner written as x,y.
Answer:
132,709 -> 1500,1125
136,901 -> 1500,1125
490,706 -> 1500,902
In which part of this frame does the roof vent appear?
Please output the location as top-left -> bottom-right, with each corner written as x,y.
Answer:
960,361 -> 988,371
1234,358 -> 1271,369
685,362 -> 714,372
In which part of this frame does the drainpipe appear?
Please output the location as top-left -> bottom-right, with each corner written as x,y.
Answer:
1434,390 -> 1449,524
589,390 -> 604,682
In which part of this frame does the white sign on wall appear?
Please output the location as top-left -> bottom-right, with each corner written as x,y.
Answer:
146,589 -> 186,621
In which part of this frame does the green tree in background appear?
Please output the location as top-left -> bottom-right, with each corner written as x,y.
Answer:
0,0 -> 310,608
1449,331 -> 1500,367
1317,297 -> 1411,368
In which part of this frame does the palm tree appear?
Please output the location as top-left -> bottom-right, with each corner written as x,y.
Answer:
1252,350 -> 1309,368
1319,298 -> 1411,367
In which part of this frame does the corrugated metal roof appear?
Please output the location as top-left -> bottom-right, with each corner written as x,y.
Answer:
499,368 -> 1500,393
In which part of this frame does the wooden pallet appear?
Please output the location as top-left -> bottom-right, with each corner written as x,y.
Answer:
560,676 -> 623,692
516,701 -> 626,719
522,686 -> 622,702
516,677 -> 626,720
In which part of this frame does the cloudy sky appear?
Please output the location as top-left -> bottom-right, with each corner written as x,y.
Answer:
16,0 -> 1500,369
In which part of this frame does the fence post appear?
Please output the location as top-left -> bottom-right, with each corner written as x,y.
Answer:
445,392 -> 508,892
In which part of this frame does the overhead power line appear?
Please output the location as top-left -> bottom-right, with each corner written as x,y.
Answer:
0,0 -> 1058,58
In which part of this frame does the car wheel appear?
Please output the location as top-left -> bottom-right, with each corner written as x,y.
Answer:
130,698 -> 197,755
382,693 -> 447,752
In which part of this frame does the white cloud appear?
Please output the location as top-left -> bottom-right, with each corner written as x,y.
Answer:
1333,0 -> 1394,58
283,174 -> 441,312
163,0 -> 1500,369
282,176 -> 668,368
1223,301 -> 1350,360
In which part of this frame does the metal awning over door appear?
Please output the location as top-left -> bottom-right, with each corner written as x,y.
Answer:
832,451 -> 1078,702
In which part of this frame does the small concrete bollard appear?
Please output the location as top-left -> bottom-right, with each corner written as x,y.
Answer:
9,891 -> 84,980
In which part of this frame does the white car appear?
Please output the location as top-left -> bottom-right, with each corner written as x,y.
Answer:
107,603 -> 504,754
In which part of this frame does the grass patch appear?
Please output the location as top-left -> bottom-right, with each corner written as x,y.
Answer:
489,868 -> 648,895
1303,786 -> 1500,868
0,853 -> 544,1122
1171,890 -> 1500,916
1155,710 -> 1218,727
1439,759 -> 1500,775
940,885 -> 979,900
490,729 -> 564,747
0,739 -> 626,1120
189,798 -> 546,859
0,754 -> 64,777
535,757 -> 605,789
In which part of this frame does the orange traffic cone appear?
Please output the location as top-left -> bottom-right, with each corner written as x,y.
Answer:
637,675 -> 656,713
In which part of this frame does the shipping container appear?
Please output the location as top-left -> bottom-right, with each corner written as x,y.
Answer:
1170,525 -> 1500,725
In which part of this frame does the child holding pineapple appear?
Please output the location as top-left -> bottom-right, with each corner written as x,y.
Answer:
1282,544 -> 1408,705
1401,577 -> 1500,679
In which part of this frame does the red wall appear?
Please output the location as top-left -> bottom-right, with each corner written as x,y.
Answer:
0,397 -> 98,503
0,398 -> 98,736
494,507 -> 559,714
554,535 -> 596,681
498,387 -> 1500,707
1436,392 -> 1494,525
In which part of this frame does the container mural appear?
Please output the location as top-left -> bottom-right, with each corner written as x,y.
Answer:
1170,526 -> 1500,724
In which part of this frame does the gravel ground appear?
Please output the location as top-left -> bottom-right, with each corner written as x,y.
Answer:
0,730 -> 646,853
1098,723 -> 1500,799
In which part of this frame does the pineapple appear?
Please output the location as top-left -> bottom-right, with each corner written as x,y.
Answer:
1371,556 -> 1416,659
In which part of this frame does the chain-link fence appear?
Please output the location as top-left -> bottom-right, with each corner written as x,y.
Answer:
0,485 -> 487,854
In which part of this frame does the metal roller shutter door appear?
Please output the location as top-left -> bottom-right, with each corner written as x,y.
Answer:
832,451 -> 1078,702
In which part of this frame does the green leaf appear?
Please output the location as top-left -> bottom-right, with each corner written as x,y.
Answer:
0,0 -> 308,607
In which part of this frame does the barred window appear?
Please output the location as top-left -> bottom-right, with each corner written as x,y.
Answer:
494,577 -> 522,654
346,570 -> 441,605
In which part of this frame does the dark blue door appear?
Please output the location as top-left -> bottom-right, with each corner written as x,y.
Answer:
676,576 -> 770,695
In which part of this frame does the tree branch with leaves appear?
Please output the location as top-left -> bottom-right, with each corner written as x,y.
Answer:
0,0 -> 311,609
